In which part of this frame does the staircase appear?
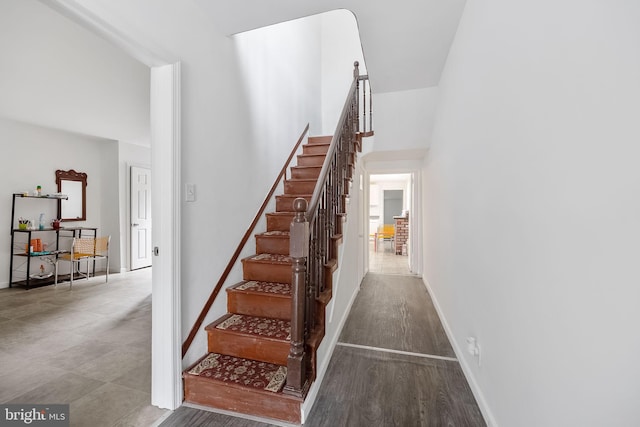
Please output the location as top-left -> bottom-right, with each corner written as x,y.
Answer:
183,136 -> 333,423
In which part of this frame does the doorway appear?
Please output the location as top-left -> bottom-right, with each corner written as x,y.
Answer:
369,174 -> 411,274
130,166 -> 152,270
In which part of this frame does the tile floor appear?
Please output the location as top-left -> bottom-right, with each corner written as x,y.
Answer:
0,268 -> 169,427
368,239 -> 411,275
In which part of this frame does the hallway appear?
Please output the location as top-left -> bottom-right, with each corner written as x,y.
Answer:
161,273 -> 484,426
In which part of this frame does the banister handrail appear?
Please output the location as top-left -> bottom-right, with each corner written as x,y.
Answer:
306,79 -> 358,221
182,123 -> 310,358
285,61 -> 371,397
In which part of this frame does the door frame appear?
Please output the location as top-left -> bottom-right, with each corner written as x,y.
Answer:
363,167 -> 423,276
150,62 -> 182,409
46,1 -> 183,409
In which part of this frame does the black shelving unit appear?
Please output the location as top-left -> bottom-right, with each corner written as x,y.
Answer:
9,193 -> 66,289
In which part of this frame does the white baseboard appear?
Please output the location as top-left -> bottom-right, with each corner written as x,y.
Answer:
422,277 -> 498,427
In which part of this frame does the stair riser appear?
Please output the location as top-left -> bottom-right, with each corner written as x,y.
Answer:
302,144 -> 329,155
256,235 -> 289,255
284,180 -> 316,195
184,375 -> 301,424
297,155 -> 325,167
207,329 -> 289,366
227,292 -> 291,320
276,196 -> 311,212
291,167 -> 321,180
242,260 -> 292,284
308,136 -> 332,145
266,214 -> 294,232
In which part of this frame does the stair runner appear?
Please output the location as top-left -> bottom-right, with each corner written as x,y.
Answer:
183,136 -> 332,424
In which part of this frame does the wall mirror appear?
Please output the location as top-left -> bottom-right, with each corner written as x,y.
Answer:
55,169 -> 87,221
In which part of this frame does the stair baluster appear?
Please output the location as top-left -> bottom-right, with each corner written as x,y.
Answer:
283,198 -> 309,397
285,61 -> 371,396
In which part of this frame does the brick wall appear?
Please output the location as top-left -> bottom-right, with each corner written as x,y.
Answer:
394,215 -> 409,255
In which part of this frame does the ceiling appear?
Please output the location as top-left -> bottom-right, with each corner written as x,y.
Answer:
193,0 -> 467,93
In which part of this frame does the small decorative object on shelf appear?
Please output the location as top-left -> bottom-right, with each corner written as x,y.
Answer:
36,185 -> 42,196
18,217 -> 29,230
51,219 -> 61,230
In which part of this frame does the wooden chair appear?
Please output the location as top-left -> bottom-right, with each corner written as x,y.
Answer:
376,224 -> 395,252
55,236 -> 110,288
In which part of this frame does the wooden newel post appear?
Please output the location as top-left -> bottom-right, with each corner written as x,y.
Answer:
353,60 -> 360,78
284,197 -> 309,397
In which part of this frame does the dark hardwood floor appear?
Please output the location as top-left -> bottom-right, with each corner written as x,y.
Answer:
304,346 -> 484,427
338,273 -> 456,358
161,273 -> 485,426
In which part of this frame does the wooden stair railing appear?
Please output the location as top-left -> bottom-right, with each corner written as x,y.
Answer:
182,123 -> 310,358
285,61 -> 372,396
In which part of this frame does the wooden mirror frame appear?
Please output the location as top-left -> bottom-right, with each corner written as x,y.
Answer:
55,169 -> 87,222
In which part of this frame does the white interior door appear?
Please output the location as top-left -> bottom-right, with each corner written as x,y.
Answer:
131,166 -> 152,269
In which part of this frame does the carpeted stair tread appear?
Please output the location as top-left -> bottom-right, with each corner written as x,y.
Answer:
185,352 -> 287,393
209,313 -> 291,341
244,253 -> 292,265
258,230 -> 290,237
230,281 -> 291,296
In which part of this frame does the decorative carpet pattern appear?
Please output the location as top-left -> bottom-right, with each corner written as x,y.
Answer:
251,253 -> 292,263
216,314 -> 291,340
188,353 -> 287,393
262,231 -> 289,237
236,281 -> 291,295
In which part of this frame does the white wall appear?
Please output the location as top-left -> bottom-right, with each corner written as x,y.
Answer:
233,15 -> 323,155
372,87 -> 438,152
423,1 -> 640,426
178,14 -> 324,366
0,118 -> 120,287
63,0 -> 325,365
320,10 -> 366,135
0,0 -> 150,145
0,0 -> 150,283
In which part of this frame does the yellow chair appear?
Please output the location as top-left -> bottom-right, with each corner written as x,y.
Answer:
376,225 -> 395,252
55,236 -> 110,288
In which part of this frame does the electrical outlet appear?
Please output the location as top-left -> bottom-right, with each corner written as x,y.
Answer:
185,183 -> 196,202
467,336 -> 481,367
